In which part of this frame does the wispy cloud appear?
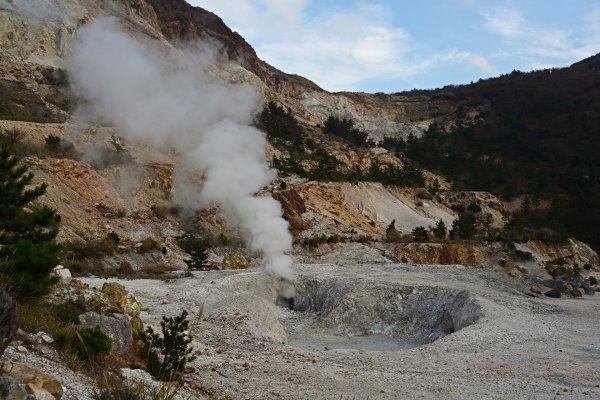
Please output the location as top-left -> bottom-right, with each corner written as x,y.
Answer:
482,6 -> 599,68
483,8 -> 525,38
195,1 -> 494,91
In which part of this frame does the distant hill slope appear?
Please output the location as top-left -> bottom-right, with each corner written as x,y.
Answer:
401,54 -> 600,251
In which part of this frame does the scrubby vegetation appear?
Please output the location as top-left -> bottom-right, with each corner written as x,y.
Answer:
0,79 -> 69,123
257,101 -> 305,152
17,298 -> 109,364
273,152 -> 425,187
322,116 -> 373,148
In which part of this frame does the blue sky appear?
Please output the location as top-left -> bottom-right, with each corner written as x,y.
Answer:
188,1 -> 600,93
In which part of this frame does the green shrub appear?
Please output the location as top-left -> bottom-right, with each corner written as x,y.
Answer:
427,178 -> 442,195
75,326 -> 111,360
385,219 -> 403,243
56,305 -> 82,325
301,234 -> 343,248
140,310 -> 196,381
60,259 -> 89,273
45,134 -> 61,150
216,233 -> 232,247
451,204 -> 466,213
323,116 -> 371,148
589,276 -> 598,285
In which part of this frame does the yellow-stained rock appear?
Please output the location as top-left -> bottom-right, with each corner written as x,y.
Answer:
222,251 -> 250,270
394,243 -> 482,266
101,282 -> 144,334
101,282 -> 142,319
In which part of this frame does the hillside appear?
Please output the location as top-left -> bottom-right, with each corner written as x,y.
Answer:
0,0 -> 597,282
398,54 -> 600,251
0,1 -> 599,399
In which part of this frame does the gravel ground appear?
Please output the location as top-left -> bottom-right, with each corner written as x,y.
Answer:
82,263 -> 600,400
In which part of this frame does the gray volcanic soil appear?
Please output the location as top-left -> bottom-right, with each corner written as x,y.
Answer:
85,264 -> 600,400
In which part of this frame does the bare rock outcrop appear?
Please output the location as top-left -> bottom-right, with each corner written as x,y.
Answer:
0,362 -> 63,400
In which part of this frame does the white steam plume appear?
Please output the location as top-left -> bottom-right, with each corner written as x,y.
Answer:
68,18 -> 294,284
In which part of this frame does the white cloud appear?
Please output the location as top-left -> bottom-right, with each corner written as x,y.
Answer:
190,1 -> 494,91
194,0 -> 307,40
259,6 -> 414,91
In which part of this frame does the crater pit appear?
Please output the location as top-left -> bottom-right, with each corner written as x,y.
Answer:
279,275 -> 482,352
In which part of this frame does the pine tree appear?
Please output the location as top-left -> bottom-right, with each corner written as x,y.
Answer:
0,144 -> 60,296
184,242 -> 209,271
449,213 -> 477,240
430,219 -> 447,239
411,226 -> 429,242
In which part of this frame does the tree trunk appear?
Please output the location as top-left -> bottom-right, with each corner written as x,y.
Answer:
0,288 -> 18,356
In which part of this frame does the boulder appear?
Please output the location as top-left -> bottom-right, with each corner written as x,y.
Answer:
100,283 -> 143,334
581,280 -> 595,296
0,362 -> 63,400
571,273 -> 585,289
45,280 -> 143,335
0,376 -> 28,400
50,265 -> 72,282
0,289 -> 18,357
46,280 -> 118,315
79,312 -> 133,354
120,368 -> 162,392
544,289 -> 562,298
25,383 -> 56,400
542,279 -> 567,293
222,251 -> 250,270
